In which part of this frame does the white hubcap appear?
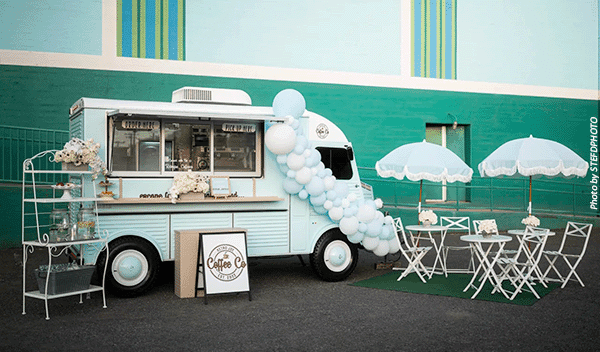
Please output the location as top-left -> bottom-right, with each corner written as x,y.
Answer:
324,240 -> 352,272
112,249 -> 149,287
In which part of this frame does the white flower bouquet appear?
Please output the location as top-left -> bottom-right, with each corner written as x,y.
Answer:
54,138 -> 107,179
479,219 -> 497,236
168,170 -> 210,203
419,210 -> 438,225
521,215 -> 540,227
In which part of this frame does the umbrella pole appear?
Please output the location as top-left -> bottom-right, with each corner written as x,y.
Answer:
418,180 -> 423,215
528,176 -> 532,216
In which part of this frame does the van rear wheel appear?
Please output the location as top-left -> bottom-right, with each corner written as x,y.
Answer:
101,237 -> 160,297
310,230 -> 358,282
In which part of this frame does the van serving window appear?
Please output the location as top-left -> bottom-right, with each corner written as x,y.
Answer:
316,147 -> 353,180
110,117 -> 262,177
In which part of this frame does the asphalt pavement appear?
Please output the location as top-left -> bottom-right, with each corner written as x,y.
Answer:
1,229 -> 599,352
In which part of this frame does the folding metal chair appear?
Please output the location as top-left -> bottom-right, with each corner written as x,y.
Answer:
541,222 -> 593,288
440,216 -> 474,274
495,226 -> 550,300
392,217 -> 433,283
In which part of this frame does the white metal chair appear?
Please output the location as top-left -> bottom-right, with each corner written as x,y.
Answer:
392,217 -> 433,283
540,222 -> 593,288
440,216 -> 474,274
495,226 -> 550,300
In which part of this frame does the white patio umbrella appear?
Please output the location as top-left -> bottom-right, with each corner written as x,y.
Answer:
478,135 -> 589,215
375,140 -> 474,213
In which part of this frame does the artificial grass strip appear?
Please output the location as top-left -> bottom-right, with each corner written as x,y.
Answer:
351,271 -> 560,306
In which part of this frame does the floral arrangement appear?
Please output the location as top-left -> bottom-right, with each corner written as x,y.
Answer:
521,215 -> 540,227
479,219 -> 497,235
418,210 -> 438,225
54,138 -> 107,179
168,170 -> 210,203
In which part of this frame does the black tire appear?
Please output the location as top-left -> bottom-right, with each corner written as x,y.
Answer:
99,237 -> 160,297
310,229 -> 359,282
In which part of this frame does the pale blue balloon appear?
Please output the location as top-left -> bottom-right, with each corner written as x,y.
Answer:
366,220 -> 382,237
313,206 -> 327,214
379,226 -> 391,240
279,164 -> 290,174
283,177 -> 303,194
277,155 -> 288,164
272,89 -> 306,118
333,198 -> 342,207
309,192 -> 327,206
333,181 -> 349,199
358,222 -> 368,233
344,205 -> 358,217
298,189 -> 309,200
294,144 -> 306,155
286,170 -> 296,179
347,231 -> 364,244
305,176 -> 325,196
326,190 -> 337,201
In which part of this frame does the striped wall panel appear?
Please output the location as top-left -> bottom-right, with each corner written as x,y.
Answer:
412,0 -> 456,79
117,0 -> 185,60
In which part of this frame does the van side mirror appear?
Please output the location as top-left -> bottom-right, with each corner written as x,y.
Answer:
346,147 -> 354,161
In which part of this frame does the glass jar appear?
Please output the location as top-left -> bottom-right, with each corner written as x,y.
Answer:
49,208 -> 69,242
77,207 -> 96,239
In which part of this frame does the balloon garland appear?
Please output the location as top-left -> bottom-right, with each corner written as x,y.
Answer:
266,89 -> 399,257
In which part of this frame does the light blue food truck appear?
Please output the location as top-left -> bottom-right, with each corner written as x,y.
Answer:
70,87 -> 373,297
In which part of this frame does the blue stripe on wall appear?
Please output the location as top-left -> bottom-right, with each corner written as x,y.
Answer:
146,0 -> 155,58
413,0 -> 422,77
168,0 -> 178,60
122,0 -> 133,57
429,0 -> 437,78
444,0 -> 453,79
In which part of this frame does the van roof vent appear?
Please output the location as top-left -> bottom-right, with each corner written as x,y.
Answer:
171,87 -> 252,106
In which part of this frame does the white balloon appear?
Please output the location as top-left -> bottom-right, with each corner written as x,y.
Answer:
373,240 -> 390,257
323,200 -> 333,210
287,152 -> 305,171
286,170 -> 296,178
384,215 -> 393,225
328,207 -> 344,221
356,204 -> 376,223
362,236 -> 379,251
323,176 -> 336,191
347,193 -> 357,202
374,198 -> 384,209
285,116 -> 296,125
265,124 -> 296,155
387,238 -> 400,254
339,216 -> 359,235
295,167 -> 313,184
341,198 -> 350,208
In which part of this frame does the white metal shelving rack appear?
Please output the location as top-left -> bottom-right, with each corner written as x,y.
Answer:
21,150 -> 109,320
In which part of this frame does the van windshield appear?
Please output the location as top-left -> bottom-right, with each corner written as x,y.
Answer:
316,147 -> 353,180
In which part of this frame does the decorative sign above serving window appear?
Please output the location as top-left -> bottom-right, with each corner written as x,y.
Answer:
222,123 -> 256,133
121,120 -> 159,130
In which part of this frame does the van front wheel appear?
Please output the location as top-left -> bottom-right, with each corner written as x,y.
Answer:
310,230 -> 358,282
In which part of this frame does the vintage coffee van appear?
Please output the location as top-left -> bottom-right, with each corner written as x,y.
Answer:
70,87 -> 373,297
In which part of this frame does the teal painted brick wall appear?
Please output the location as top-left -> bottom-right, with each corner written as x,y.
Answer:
1,64 -> 598,247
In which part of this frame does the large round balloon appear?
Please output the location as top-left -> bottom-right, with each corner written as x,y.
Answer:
272,89 -> 306,118
265,124 -> 297,155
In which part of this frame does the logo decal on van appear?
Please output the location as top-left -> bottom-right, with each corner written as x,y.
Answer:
206,244 -> 247,282
316,123 -> 329,139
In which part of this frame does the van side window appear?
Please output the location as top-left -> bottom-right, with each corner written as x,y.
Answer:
110,117 -> 261,177
316,147 -> 353,180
